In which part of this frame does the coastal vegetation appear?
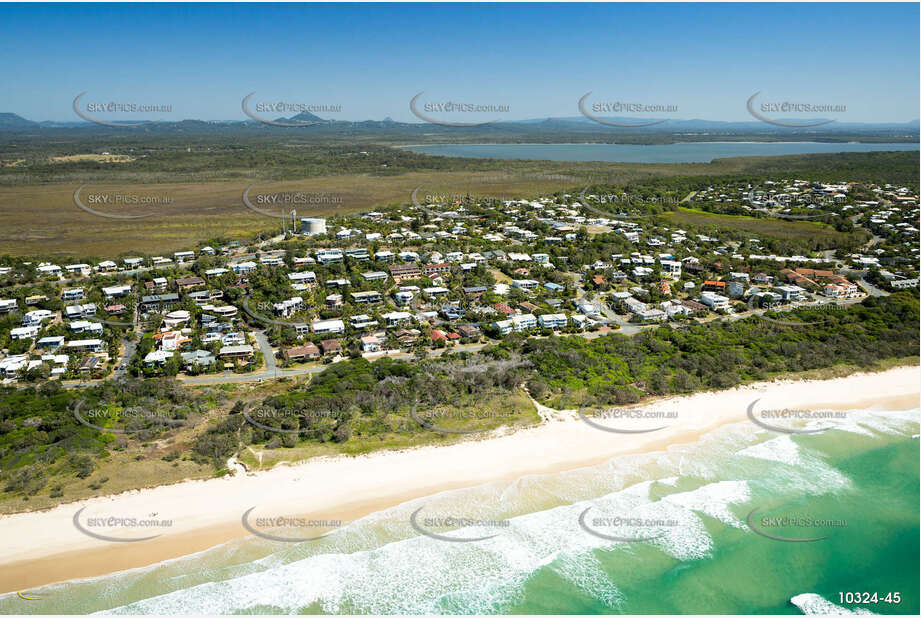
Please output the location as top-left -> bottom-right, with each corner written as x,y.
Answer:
1,292 -> 916,512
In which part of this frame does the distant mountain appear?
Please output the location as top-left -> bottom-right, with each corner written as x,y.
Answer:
1,111 -> 917,141
0,113 -> 37,128
285,111 -> 327,124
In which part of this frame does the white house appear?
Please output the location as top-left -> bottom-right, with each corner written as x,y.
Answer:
538,313 -> 568,329
381,311 -> 412,327
700,292 -> 730,310
311,319 -> 345,335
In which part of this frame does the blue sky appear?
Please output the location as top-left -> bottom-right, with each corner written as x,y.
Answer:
1,2 -> 918,123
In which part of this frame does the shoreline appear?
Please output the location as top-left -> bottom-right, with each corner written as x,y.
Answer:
1,365 -> 918,593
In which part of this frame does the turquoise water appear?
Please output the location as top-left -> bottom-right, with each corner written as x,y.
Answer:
2,408 -> 917,615
403,142 -> 920,163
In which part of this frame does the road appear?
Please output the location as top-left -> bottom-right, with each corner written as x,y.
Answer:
575,283 -> 645,336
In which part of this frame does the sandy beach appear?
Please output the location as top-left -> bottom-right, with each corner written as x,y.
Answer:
1,365 -> 918,593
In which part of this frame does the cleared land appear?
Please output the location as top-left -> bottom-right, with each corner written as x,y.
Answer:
664,206 -> 850,245
0,149 -> 914,258
49,153 -> 136,164
0,171 -> 578,257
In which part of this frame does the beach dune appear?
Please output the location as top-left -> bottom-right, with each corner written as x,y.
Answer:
1,365 -> 918,593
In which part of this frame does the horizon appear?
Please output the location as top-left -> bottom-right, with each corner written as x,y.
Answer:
0,2 -> 918,124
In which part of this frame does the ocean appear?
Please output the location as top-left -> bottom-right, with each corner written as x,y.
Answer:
2,408 -> 918,615
402,142 -> 920,163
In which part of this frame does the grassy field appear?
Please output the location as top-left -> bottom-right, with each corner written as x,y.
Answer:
1,148 -> 914,258
0,171 -> 579,258
663,206 -> 857,245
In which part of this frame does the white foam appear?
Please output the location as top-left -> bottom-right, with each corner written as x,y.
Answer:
662,480 -> 751,529
102,476 -> 737,615
791,592 -> 875,615
738,434 -> 803,466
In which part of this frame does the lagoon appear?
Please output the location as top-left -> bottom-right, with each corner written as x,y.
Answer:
404,141 -> 920,163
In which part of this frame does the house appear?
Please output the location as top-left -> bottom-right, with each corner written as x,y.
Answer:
311,319 -> 345,335
320,339 -> 342,356
22,309 -> 53,326
65,263 -> 91,277
66,339 -> 104,353
394,290 -> 414,305
288,270 -> 317,286
229,261 -> 258,275
315,249 -> 344,265
102,284 -> 132,299
284,343 -> 320,361
350,314 -> 378,329
382,311 -> 412,327
346,248 -> 371,261
181,350 -> 216,369
389,263 -> 422,283
728,281 -> 745,298
0,355 -> 29,377
326,294 -> 344,309
700,292 -> 730,310
660,260 -> 682,278
219,344 -> 254,360
175,276 -> 206,291
64,304 -> 97,320
0,299 -> 18,313
702,281 -> 726,293
492,313 -> 538,334
36,335 -> 65,350
163,309 -> 192,329
360,335 -> 381,352
360,271 -> 387,283
455,324 -> 481,341
140,293 -> 180,312
775,285 -> 805,301
10,326 -> 40,340
440,303 -> 465,320
512,279 -> 539,291
351,291 -> 383,305
423,263 -> 451,277
273,296 -> 304,317
62,288 -> 85,301
538,313 -> 568,329
423,286 -> 449,298
144,350 -> 174,366
174,251 -> 195,263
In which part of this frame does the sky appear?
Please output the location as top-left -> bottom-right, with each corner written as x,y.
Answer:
0,2 -> 918,123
